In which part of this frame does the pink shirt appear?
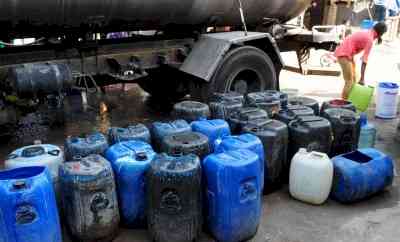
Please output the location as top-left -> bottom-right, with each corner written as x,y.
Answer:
335,30 -> 377,63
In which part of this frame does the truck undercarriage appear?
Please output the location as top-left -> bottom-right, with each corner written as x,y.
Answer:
0,21 -> 338,137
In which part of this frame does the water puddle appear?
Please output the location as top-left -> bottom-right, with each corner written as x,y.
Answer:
0,84 -> 172,160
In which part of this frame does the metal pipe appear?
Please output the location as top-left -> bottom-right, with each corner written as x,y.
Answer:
237,0 -> 248,36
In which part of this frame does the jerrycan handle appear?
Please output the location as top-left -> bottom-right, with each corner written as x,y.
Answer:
172,134 -> 183,141
340,115 -> 355,123
290,100 -> 302,105
310,151 -> 325,158
248,119 -> 273,131
7,153 -> 18,160
87,133 -> 102,143
240,108 -> 257,115
13,180 -> 27,190
287,110 -> 297,118
135,152 -> 148,161
22,146 -> 45,158
300,117 -> 323,124
80,157 -> 91,168
48,149 -> 60,156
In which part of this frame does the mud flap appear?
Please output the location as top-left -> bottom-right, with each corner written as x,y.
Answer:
180,31 -> 275,82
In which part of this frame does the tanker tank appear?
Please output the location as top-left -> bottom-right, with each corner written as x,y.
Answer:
0,0 -> 311,37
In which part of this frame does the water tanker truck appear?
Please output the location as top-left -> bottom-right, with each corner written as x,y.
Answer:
0,0 -> 337,132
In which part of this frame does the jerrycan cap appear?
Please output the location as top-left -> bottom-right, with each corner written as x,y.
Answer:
171,148 -> 183,157
298,148 -> 308,153
72,155 -> 83,161
197,117 -> 207,121
360,113 -> 368,127
117,127 -> 125,133
33,140 -> 42,145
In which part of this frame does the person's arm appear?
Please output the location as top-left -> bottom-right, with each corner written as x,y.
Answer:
360,40 -> 373,85
360,62 -> 367,85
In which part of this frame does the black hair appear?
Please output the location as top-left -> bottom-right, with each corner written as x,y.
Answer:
373,22 -> 388,44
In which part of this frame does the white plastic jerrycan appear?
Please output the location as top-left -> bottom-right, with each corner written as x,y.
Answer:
289,148 -> 333,205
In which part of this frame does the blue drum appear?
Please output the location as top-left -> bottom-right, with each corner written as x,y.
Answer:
331,148 -> 394,203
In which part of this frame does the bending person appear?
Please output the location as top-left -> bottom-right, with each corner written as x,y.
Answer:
334,22 -> 387,99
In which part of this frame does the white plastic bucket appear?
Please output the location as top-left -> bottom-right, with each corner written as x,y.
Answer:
376,82 -> 399,119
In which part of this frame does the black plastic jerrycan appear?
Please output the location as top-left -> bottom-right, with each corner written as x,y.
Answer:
288,115 -> 332,161
243,118 -> 289,191
147,152 -> 202,242
321,108 -> 360,157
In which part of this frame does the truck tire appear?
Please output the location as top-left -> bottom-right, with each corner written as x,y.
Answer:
191,46 -> 277,102
173,101 -> 210,122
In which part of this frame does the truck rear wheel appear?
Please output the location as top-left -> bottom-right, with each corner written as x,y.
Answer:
191,46 -> 277,102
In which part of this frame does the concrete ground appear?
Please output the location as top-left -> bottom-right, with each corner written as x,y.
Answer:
2,38 -> 400,242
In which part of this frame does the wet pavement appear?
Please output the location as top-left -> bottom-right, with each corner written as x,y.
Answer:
0,84 -> 170,160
